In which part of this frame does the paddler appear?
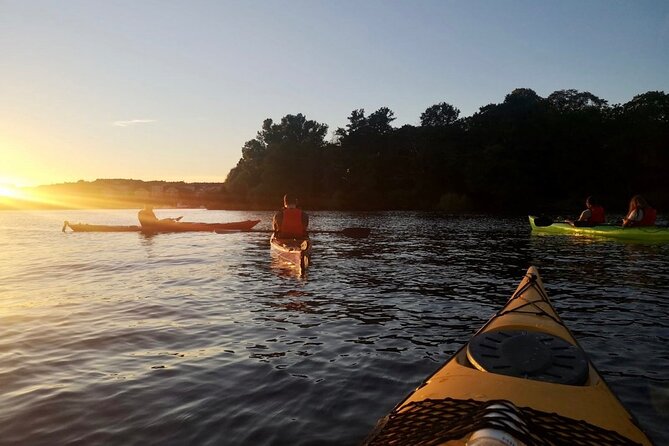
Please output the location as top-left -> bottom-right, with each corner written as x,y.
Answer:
622,195 -> 657,227
272,194 -> 309,238
138,204 -> 182,227
576,195 -> 606,226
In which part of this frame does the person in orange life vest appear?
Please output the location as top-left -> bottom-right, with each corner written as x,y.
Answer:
576,196 -> 606,226
272,194 -> 309,238
622,195 -> 657,227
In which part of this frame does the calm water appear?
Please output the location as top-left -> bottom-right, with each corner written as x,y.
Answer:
0,210 -> 667,445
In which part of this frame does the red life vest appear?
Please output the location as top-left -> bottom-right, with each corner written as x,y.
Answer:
639,207 -> 657,226
588,206 -> 605,225
280,208 -> 306,237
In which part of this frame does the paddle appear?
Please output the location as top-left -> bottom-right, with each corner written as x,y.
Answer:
310,227 -> 371,238
532,216 -> 619,228
533,216 -> 593,227
215,227 -> 371,239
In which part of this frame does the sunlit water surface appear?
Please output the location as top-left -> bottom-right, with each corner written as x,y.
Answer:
0,210 -> 667,445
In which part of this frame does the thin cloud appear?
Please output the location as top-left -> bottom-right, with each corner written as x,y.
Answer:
113,119 -> 156,127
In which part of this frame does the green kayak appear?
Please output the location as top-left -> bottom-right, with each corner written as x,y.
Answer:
529,215 -> 669,241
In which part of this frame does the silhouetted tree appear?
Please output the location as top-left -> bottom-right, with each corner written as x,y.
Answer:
218,90 -> 669,213
225,113 -> 328,207
623,91 -> 669,123
547,89 -> 608,112
420,102 -> 460,127
367,107 -> 396,134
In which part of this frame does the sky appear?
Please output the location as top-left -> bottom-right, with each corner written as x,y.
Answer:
1,0 -> 668,187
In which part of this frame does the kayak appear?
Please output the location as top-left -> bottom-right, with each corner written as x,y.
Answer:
63,219 -> 260,233
529,215 -> 669,242
270,234 -> 311,271
63,223 -> 142,232
362,266 -> 652,446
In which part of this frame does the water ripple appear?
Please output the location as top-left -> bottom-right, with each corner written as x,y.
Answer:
0,210 -> 667,445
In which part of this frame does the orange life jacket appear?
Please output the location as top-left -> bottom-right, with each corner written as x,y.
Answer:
588,206 -> 605,225
280,208 -> 306,237
639,207 -> 657,226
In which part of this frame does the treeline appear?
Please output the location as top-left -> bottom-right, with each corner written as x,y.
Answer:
2,179 -> 223,210
219,89 -> 669,214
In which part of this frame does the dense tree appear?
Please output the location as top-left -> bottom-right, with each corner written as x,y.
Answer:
623,91 -> 669,122
225,114 -> 329,208
336,107 -> 397,142
217,90 -> 669,213
420,102 -> 460,127
547,89 -> 608,112
367,107 -> 396,134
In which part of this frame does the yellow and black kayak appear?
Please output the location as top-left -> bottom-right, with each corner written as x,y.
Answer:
362,266 -> 652,446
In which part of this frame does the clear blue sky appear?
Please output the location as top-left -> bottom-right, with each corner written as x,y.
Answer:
1,0 -> 668,186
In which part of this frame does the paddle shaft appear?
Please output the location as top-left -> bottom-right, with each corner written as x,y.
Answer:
218,227 -> 371,238
534,216 -> 627,228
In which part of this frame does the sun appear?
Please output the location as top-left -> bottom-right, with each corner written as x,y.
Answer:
0,184 -> 31,203
0,186 -> 20,198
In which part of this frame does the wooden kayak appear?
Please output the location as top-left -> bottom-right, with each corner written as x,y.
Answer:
363,266 -> 652,445
270,233 -> 311,271
63,219 -> 260,233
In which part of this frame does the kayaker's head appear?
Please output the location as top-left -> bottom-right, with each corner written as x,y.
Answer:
143,203 -> 153,211
629,195 -> 649,212
283,194 -> 298,209
585,195 -> 599,208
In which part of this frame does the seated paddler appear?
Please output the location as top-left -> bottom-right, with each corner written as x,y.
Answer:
138,204 -> 182,227
272,194 -> 309,238
622,195 -> 657,227
575,195 -> 606,226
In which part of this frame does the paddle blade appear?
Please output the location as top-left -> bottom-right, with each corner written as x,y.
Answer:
533,216 -> 554,227
340,227 -> 371,238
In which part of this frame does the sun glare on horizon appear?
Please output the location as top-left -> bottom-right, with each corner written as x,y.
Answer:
0,186 -> 21,198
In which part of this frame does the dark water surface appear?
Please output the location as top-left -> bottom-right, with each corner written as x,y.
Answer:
1,210 -> 667,445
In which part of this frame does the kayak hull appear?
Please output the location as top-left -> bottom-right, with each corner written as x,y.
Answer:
363,266 -> 652,445
64,223 -> 141,232
270,234 -> 311,271
64,219 -> 260,233
529,215 -> 669,241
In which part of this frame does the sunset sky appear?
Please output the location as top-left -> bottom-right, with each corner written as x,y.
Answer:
2,0 -> 668,187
